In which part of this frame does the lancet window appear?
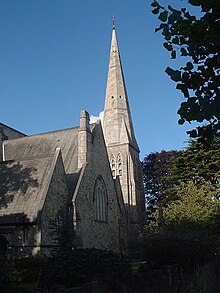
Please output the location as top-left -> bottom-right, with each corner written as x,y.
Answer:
93,175 -> 108,222
110,154 -> 116,178
117,153 -> 123,176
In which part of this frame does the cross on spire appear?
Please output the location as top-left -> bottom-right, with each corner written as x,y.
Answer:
112,16 -> 116,29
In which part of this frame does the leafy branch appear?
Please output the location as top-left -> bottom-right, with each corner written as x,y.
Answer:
152,0 -> 220,141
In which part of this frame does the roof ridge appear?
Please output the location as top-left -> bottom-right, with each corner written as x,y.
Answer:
0,122 -> 26,136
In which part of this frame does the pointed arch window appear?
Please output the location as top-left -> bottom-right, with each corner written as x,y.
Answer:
117,153 -> 123,176
110,154 -> 116,178
93,175 -> 108,222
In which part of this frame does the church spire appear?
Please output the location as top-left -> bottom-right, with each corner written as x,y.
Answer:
112,16 -> 116,30
103,25 -> 139,151
103,25 -> 145,248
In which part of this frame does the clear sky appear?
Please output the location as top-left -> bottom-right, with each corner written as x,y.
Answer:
0,0 -> 201,159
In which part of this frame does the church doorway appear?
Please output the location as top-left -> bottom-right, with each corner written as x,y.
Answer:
0,236 -> 8,256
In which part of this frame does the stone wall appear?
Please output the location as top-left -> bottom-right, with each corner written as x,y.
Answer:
105,143 -> 145,252
40,151 -> 69,255
75,121 -> 126,253
0,151 -> 69,257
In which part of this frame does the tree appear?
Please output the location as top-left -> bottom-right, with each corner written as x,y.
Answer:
143,138 -> 220,233
142,150 -> 176,229
165,138 -> 220,196
151,0 -> 220,141
164,181 -> 220,232
142,150 -> 176,202
49,208 -> 76,257
142,181 -> 219,271
144,180 -> 220,263
0,257 -> 24,293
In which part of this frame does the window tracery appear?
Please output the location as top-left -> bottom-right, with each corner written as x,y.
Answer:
93,175 -> 108,222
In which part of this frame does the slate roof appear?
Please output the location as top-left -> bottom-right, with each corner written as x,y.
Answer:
4,126 -> 81,196
0,156 -> 54,224
4,123 -> 96,173
4,127 -> 79,174
0,122 -> 26,140
0,123 -> 97,224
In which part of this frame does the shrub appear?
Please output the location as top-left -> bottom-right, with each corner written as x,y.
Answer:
0,257 -> 24,293
181,263 -> 217,293
15,256 -> 45,282
39,248 -> 130,289
143,229 -> 216,271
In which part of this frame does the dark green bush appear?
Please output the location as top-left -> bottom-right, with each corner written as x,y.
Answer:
39,248 -> 130,289
143,229 -> 216,271
15,256 -> 45,282
0,257 -> 24,293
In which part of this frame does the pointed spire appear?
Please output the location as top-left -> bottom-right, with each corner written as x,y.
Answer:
112,16 -> 116,30
103,25 -> 139,151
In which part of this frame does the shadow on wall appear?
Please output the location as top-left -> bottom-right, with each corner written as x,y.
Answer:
0,161 -> 39,209
0,212 -> 31,225
0,213 -> 32,257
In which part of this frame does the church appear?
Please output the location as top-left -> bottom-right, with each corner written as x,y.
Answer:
0,25 -> 145,257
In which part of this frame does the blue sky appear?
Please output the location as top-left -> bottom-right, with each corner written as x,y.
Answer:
0,0 -> 201,159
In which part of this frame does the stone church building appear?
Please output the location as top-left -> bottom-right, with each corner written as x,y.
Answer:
0,26 -> 145,257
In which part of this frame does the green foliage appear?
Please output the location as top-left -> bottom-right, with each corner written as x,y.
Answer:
0,257 -> 25,293
151,0 -> 220,140
50,208 -> 76,256
142,150 -> 176,200
142,138 -> 220,273
15,256 -> 45,283
164,181 -> 220,232
145,181 -> 220,234
144,139 -> 220,221
182,263 -> 217,293
143,181 -> 218,269
45,204 -> 130,290
166,138 -> 220,190
39,248 -> 130,290
142,150 -> 178,230
142,230 -> 215,270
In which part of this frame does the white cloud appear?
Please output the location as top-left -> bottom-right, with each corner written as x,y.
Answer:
90,111 -> 104,124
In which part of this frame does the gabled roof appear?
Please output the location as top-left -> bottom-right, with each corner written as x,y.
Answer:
3,124 -> 97,198
4,127 -> 79,174
3,124 -> 96,175
0,122 -> 26,140
0,149 -> 62,224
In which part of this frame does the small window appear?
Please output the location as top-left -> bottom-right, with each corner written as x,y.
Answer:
110,154 -> 116,178
93,175 -> 108,222
117,153 -> 123,176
